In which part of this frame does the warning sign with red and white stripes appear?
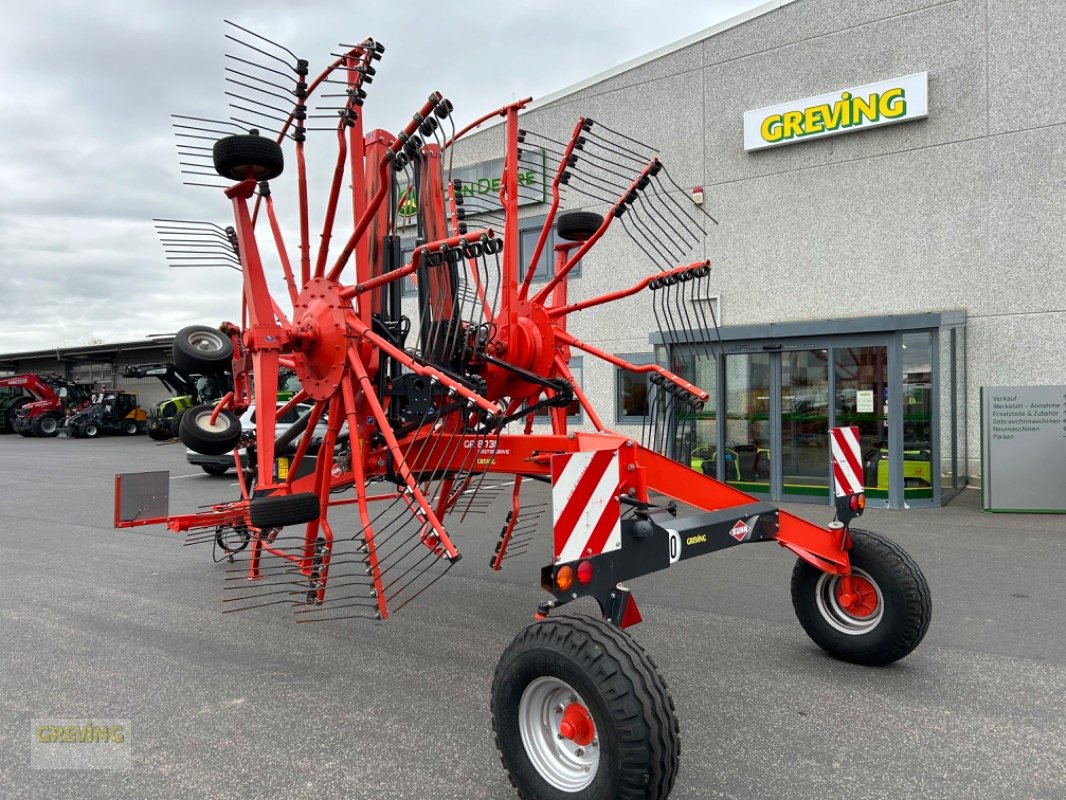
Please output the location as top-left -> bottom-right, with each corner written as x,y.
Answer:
551,450 -> 624,564
830,425 -> 863,497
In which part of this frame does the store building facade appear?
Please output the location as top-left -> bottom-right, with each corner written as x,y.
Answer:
448,0 -> 1065,508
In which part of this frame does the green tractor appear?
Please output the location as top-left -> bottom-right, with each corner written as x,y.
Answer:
123,363 -> 230,440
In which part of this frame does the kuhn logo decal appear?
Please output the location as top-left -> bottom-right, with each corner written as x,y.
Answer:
729,520 -> 751,542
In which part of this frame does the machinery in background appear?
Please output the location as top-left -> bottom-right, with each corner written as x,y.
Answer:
1,374 -> 92,437
123,363 -> 231,440
65,391 -> 147,438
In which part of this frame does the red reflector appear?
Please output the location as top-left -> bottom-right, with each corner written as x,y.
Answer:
849,493 -> 866,512
576,560 -> 593,585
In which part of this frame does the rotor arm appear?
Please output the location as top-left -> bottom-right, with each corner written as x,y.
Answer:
546,260 -> 710,319
552,329 -> 709,405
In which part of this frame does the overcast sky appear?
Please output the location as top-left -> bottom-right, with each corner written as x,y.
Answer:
0,0 -> 765,353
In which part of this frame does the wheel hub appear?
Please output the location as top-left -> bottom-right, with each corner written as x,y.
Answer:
815,567 -> 885,635
292,277 -> 349,401
835,574 -> 879,618
518,677 -> 599,791
558,703 -> 595,746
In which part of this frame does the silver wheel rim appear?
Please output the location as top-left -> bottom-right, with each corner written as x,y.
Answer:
85,424 -> 98,437
125,422 -> 137,434
186,329 -> 226,355
518,677 -> 599,792
815,567 -> 885,635
194,410 -> 231,434
41,418 -> 57,434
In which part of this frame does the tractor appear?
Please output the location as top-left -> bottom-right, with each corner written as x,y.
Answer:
123,363 -> 230,440
0,374 -> 92,437
114,26 -> 931,800
67,390 -> 147,438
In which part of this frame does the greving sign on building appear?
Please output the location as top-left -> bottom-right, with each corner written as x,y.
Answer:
743,72 -> 928,151
981,385 -> 1066,512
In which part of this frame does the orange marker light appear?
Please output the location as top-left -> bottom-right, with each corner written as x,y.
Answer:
555,565 -> 574,592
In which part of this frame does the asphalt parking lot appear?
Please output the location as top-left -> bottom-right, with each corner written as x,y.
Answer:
1,435 -> 1064,799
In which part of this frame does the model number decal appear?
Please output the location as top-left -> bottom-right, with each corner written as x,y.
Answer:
666,529 -> 681,565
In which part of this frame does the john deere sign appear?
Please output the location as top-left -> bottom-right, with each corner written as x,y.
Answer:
743,72 -> 928,151
398,148 -> 546,227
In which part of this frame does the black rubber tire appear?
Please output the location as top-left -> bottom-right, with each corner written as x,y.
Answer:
173,326 -> 233,375
68,424 -> 81,439
123,420 -> 140,436
491,615 -> 680,800
33,415 -> 60,438
83,423 -> 100,438
213,133 -> 284,182
147,426 -> 170,441
179,405 -> 242,456
556,211 -> 604,242
249,492 -> 320,528
201,464 -> 230,476
791,528 -> 931,666
4,398 -> 30,433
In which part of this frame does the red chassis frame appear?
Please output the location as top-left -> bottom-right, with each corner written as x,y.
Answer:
115,41 -> 854,626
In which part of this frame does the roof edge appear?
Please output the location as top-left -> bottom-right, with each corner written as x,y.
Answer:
524,0 -> 796,113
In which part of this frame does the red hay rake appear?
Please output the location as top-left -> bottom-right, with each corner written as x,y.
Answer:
116,24 -> 931,799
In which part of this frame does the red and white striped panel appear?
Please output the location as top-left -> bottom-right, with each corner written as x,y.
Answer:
551,450 -> 623,564
830,425 -> 863,497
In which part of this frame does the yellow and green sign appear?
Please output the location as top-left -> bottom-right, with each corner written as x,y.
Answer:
743,72 -> 928,151
397,148 -> 546,226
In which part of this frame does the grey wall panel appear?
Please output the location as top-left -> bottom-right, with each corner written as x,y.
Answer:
986,124 -> 1066,314
988,0 -> 1066,133
707,138 -> 988,326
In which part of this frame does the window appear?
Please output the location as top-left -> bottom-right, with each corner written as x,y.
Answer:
70,361 -> 112,386
399,241 -> 418,297
616,353 -> 655,425
519,216 -> 581,283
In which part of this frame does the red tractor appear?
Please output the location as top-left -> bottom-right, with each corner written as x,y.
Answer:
116,26 -> 930,800
0,374 -> 92,437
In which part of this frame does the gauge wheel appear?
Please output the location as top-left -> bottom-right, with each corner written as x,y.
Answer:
179,404 -> 242,456
213,132 -> 284,182
791,528 -> 931,665
248,493 -> 321,528
556,211 -> 604,242
173,325 -> 234,375
491,614 -> 679,800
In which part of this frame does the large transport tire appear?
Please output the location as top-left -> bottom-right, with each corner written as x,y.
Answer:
213,132 -> 284,182
173,326 -> 234,375
556,211 -> 604,242
201,464 -> 230,476
248,492 -> 320,528
179,405 -> 242,456
491,615 -> 680,800
791,528 -> 931,666
33,415 -> 60,437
